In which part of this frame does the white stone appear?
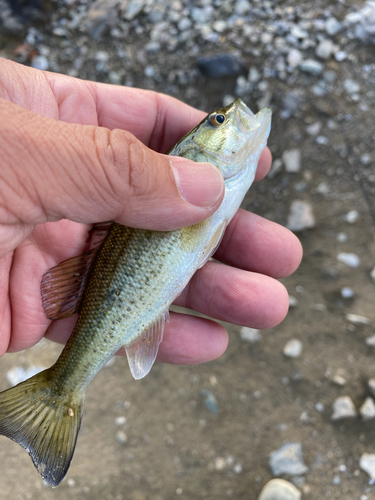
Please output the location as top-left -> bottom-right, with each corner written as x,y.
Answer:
258,479 -> 301,500
289,296 -> 298,307
368,379 -> 375,397
283,339 -> 303,358
299,59 -> 323,75
341,287 -> 354,299
287,48 -> 303,68
360,453 -> 375,480
337,253 -> 360,268
325,17 -> 342,35
331,396 -> 357,420
282,149 -> 301,172
240,327 -> 262,343
360,397 -> 375,421
365,335 -> 375,346
316,39 -> 336,59
287,201 -> 316,232
343,210 -> 359,223
346,313 -> 370,325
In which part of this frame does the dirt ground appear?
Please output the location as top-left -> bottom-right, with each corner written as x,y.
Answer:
1,1 -> 375,499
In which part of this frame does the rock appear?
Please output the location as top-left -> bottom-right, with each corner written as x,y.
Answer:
85,0 -> 119,39
370,266 -> 375,285
365,335 -> 375,346
197,53 -> 245,78
258,478 -> 301,500
337,253 -> 360,268
343,210 -> 359,223
268,158 -> 283,178
299,59 -> 324,75
316,40 -> 336,60
340,287 -> 354,299
281,91 -> 305,118
306,122 -> 322,136
287,49 -> 303,69
239,327 -> 262,343
287,201 -> 316,232
331,396 -> 357,420
31,55 -> 49,70
116,430 -> 128,444
289,296 -> 298,308
360,397 -> 375,421
346,313 -> 370,325
235,0 -> 250,16
214,457 -> 226,471
360,453 -> 375,479
200,390 -> 219,415
325,17 -> 342,35
343,79 -> 360,95
368,379 -> 375,397
351,1 -> 375,44
178,17 -> 191,31
283,339 -> 303,358
269,442 -> 308,476
282,149 -> 301,173
122,0 -> 146,20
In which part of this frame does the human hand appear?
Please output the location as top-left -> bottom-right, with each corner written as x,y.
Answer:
0,58 -> 302,364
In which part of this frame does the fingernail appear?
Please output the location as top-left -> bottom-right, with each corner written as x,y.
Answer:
170,157 -> 224,208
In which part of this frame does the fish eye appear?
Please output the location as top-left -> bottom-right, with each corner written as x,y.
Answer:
209,113 -> 226,126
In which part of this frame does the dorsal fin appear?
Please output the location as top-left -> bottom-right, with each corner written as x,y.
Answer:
41,223 -> 113,320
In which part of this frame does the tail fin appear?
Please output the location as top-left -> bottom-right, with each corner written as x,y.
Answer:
0,369 -> 84,487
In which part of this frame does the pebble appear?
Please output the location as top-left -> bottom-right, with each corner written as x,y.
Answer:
197,54 -> 245,78
289,296 -> 298,308
346,313 -> 370,325
316,39 -> 336,60
299,59 -> 323,75
123,0 -> 146,21
282,149 -> 301,173
365,335 -> 375,346
341,287 -> 354,299
325,17 -> 342,36
360,453 -> 375,480
239,327 -> 262,343
287,201 -> 316,232
258,478 -> 301,500
369,379 -> 375,397
283,339 -> 303,358
370,266 -> 375,285
200,390 -> 219,415
343,79 -> 360,95
268,158 -> 283,178
331,396 -> 357,420
269,442 -> 308,476
343,210 -> 359,223
337,253 -> 360,268
116,430 -> 128,444
306,121 -> 321,136
31,55 -> 49,70
360,397 -> 375,421
287,49 -> 303,69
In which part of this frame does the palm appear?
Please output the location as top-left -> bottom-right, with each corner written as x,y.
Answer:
0,59 -> 302,364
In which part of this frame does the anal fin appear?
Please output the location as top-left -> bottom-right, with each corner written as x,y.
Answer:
125,311 -> 169,380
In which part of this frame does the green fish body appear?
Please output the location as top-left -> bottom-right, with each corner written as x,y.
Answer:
0,99 -> 271,486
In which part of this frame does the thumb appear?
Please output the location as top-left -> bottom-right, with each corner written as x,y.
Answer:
0,99 -> 224,231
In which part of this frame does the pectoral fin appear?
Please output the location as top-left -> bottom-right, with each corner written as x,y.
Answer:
125,311 -> 169,380
41,223 -> 112,320
197,221 -> 226,269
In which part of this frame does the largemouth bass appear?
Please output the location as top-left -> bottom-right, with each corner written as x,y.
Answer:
0,98 -> 271,486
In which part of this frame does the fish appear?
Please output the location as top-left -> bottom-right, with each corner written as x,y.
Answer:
0,98 -> 271,487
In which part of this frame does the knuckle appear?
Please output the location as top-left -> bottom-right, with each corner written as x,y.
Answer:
123,133 -> 151,198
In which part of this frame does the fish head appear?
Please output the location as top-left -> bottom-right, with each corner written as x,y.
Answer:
170,98 -> 272,180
